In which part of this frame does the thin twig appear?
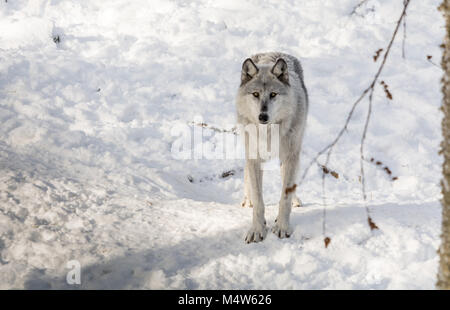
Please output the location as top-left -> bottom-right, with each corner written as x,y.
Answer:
360,87 -> 374,207
322,162 -> 328,242
427,55 -> 441,68
350,0 -> 370,16
402,0 -> 407,59
189,121 -> 237,135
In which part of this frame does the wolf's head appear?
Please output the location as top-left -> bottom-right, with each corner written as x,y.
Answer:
237,57 -> 292,124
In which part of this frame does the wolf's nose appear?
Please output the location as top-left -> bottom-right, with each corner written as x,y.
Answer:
259,113 -> 268,123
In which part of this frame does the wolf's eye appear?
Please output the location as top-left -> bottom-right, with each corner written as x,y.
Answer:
270,92 -> 277,98
252,92 -> 259,98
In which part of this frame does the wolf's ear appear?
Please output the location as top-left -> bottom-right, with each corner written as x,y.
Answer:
271,58 -> 289,85
241,58 -> 259,85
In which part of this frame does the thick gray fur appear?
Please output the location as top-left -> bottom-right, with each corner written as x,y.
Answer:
235,52 -> 308,243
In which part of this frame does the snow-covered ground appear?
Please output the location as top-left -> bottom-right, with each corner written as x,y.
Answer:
0,0 -> 444,289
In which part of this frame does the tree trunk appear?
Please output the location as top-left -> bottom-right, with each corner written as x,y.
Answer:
438,0 -> 450,290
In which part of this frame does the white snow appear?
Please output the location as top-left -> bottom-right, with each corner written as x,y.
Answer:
0,0 -> 445,289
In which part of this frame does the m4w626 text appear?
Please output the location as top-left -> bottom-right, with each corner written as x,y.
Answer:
222,294 -> 271,305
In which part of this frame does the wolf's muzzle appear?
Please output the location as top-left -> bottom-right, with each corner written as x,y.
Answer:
258,113 -> 269,124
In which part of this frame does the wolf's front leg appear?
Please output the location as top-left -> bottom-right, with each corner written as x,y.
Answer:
241,164 -> 253,208
273,155 -> 299,238
244,159 -> 267,243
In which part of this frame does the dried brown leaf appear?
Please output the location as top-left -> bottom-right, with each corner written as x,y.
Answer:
324,237 -> 331,248
368,217 -> 379,230
330,171 -> 339,179
221,170 -> 235,178
373,48 -> 383,62
385,89 -> 393,100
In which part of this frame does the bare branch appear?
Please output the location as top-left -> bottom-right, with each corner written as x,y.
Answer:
307,0 -> 411,244
350,0 -> 371,16
427,55 -> 441,68
360,87 -> 374,211
402,0 -> 407,59
189,121 -> 237,135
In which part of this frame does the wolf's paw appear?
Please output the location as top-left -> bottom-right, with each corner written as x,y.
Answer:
292,196 -> 302,208
272,221 -> 293,239
241,196 -> 253,208
245,223 -> 267,243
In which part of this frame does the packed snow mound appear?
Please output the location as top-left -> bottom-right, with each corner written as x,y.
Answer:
0,0 -> 444,289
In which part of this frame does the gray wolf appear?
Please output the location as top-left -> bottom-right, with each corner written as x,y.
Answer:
235,52 -> 308,243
